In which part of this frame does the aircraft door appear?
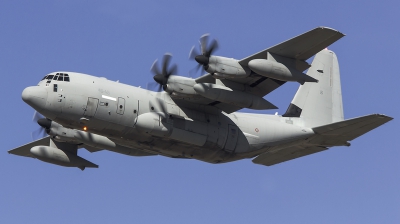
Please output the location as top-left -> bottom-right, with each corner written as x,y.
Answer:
84,97 -> 99,118
224,124 -> 239,152
116,97 -> 125,115
49,84 -> 65,113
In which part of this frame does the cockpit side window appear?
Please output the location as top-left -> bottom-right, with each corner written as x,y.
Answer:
58,74 -> 63,81
47,75 -> 54,80
53,75 -> 59,80
41,76 -> 48,80
64,74 -> 70,82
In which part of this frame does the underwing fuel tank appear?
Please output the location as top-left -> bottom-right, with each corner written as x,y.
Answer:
248,59 -> 318,84
193,83 -> 277,110
30,146 -> 98,170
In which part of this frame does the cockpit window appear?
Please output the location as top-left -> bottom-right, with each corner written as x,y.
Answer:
42,73 -> 70,82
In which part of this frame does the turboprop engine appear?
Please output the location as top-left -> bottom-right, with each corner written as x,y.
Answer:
199,56 -> 250,79
248,59 -> 318,84
163,75 -> 197,95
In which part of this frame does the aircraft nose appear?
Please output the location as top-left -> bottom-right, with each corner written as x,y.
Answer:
22,86 -> 48,108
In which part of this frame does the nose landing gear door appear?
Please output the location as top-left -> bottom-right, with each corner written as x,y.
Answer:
116,97 -> 125,115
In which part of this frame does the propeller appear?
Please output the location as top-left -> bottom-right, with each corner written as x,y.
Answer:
148,53 -> 178,92
189,33 -> 219,76
31,111 -> 50,140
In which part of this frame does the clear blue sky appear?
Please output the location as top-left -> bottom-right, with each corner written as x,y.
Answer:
1,1 -> 399,223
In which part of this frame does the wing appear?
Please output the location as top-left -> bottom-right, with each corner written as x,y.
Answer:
252,114 -> 393,166
176,27 -> 345,114
190,73 -> 285,113
8,136 -> 51,158
239,27 -> 345,65
8,136 -> 105,157
311,114 -> 393,144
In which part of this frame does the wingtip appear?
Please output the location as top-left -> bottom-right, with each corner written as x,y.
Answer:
318,26 -> 346,36
376,114 -> 394,120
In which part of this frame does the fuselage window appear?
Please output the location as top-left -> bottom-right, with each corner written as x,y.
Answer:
53,84 -> 58,92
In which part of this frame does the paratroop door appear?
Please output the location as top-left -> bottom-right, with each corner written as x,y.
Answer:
224,124 -> 238,152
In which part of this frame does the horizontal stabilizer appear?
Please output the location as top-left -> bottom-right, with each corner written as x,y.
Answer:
8,136 -> 50,158
312,114 -> 393,142
252,145 -> 327,166
252,114 -> 392,166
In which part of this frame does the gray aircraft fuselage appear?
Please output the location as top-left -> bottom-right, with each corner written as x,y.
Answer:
22,72 -> 312,164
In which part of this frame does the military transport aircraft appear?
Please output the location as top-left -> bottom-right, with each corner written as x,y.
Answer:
9,27 -> 393,170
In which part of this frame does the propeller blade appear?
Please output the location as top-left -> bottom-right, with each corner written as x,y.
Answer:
200,33 -> 209,55
189,64 -> 203,78
150,59 -> 161,76
157,83 -> 162,92
207,39 -> 219,57
31,127 -> 46,140
189,46 -> 200,59
161,53 -> 173,77
169,64 -> 178,76
147,82 -> 159,90
32,111 -> 44,122
31,111 -> 48,140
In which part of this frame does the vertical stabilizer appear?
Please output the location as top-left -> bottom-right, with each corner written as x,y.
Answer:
283,49 -> 344,127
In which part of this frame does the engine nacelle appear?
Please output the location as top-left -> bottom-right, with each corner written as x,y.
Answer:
206,56 -> 250,78
48,121 -> 76,139
30,146 -> 98,170
164,75 -> 197,95
248,59 -> 318,84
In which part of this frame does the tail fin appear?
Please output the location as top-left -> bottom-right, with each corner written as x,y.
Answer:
282,49 -> 344,127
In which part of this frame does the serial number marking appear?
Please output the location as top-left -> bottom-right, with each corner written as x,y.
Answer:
98,88 -> 110,95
